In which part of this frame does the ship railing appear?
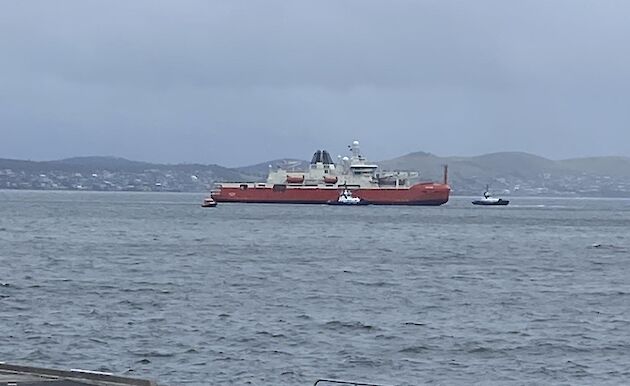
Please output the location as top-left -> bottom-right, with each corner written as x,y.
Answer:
378,170 -> 419,178
313,379 -> 392,386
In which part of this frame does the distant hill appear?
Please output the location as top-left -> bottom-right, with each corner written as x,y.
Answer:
2,152 -> 630,196
234,159 -> 309,180
0,156 -> 152,173
378,151 -> 558,182
0,156 -> 251,181
0,156 -> 255,192
556,156 -> 630,178
377,152 -> 630,196
51,156 -> 154,172
378,151 -> 630,179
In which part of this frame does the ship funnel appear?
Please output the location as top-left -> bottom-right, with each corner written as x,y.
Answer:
322,150 -> 333,165
311,149 -> 334,165
311,150 -> 322,164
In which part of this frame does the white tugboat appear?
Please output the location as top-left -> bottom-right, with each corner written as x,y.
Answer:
201,197 -> 217,207
327,186 -> 370,205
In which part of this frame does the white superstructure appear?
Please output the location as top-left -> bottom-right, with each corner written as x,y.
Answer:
265,140 -> 417,188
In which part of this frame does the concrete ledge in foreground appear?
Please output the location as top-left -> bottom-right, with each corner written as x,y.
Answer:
0,362 -> 157,386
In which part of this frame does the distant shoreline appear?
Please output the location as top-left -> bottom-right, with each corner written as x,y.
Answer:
2,188 -> 629,200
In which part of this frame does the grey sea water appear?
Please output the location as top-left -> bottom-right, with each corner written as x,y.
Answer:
1,190 -> 629,385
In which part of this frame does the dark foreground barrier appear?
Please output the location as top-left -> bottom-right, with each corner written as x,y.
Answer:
0,362 -> 157,386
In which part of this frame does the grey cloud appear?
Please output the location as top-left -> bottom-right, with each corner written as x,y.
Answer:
1,0 -> 629,164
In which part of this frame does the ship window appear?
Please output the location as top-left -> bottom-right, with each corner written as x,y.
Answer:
240,184 -> 248,190
324,170 -> 328,174
273,184 -> 286,192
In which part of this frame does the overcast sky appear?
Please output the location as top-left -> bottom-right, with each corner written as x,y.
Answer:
1,1 -> 629,166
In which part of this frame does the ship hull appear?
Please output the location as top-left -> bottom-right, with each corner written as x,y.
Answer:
212,183 -> 450,206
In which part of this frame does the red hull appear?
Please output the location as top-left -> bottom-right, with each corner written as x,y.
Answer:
212,183 -> 450,206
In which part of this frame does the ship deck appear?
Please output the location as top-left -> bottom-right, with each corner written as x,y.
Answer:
0,363 -> 156,386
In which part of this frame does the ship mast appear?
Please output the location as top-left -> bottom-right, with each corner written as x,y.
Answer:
348,140 -> 365,164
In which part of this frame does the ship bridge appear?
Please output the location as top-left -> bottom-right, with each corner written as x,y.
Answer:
350,163 -> 378,176
346,141 -> 377,176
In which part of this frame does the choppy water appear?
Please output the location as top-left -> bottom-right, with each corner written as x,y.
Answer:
1,190 -> 630,385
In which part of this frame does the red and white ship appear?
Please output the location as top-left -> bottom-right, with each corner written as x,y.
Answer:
211,141 -> 450,205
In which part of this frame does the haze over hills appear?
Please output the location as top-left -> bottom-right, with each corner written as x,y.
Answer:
1,152 -> 630,197
233,159 -> 310,181
380,151 -> 630,179
378,151 -> 630,196
0,156 -> 253,193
